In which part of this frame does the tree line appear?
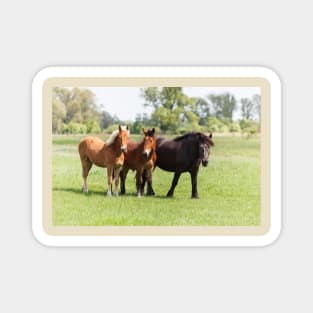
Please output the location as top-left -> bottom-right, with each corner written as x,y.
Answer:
52,87 -> 261,136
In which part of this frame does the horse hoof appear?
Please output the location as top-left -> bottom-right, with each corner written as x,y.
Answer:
166,193 -> 173,198
191,195 -> 199,199
114,192 -> 119,197
107,191 -> 112,197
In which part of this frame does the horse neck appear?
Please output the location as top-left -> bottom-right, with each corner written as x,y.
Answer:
110,137 -> 122,157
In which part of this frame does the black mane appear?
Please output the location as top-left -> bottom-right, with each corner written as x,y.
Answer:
173,132 -> 214,146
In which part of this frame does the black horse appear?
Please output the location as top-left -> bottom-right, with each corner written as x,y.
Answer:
142,132 -> 214,198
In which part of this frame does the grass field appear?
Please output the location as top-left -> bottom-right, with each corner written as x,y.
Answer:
52,134 -> 260,226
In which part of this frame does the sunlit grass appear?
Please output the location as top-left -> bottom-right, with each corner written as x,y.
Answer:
52,135 -> 260,226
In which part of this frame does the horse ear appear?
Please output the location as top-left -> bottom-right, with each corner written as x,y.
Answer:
126,125 -> 129,130
209,133 -> 212,138
142,128 -> 146,134
118,125 -> 122,132
152,128 -> 155,134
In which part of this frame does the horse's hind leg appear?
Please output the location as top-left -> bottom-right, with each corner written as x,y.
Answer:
107,166 -> 113,196
166,172 -> 181,198
81,157 -> 92,193
120,167 -> 129,195
140,170 -> 146,195
146,168 -> 155,196
113,167 -> 122,196
136,169 -> 144,197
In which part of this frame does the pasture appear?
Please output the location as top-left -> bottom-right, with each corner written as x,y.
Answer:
52,134 -> 260,226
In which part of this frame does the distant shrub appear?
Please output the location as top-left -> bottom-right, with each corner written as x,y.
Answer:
229,122 -> 241,133
67,122 -> 87,134
61,123 -> 69,134
105,124 -> 120,134
207,117 -> 228,133
130,121 -> 144,134
240,119 -> 259,138
177,127 -> 189,135
86,120 -> 101,134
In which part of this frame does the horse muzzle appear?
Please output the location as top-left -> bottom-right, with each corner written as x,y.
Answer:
143,149 -> 151,158
202,160 -> 208,167
121,146 -> 127,153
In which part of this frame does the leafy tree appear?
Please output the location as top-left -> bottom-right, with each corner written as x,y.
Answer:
240,94 -> 261,121
65,88 -> 100,124
207,93 -> 237,121
240,98 -> 254,119
52,99 -> 66,133
52,87 -> 101,132
193,97 -> 210,125
142,87 -> 197,132
142,87 -> 161,109
252,94 -> 261,121
100,110 -> 115,129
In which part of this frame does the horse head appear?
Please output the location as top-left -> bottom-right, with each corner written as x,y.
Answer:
199,133 -> 214,167
142,128 -> 156,158
118,125 -> 129,152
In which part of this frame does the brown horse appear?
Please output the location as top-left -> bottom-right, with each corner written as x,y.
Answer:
78,125 -> 129,196
120,128 -> 157,197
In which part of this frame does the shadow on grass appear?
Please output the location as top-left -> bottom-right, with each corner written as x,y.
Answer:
53,187 -> 171,199
53,187 -> 105,196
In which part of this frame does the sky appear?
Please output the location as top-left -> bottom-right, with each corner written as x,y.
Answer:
88,87 -> 260,121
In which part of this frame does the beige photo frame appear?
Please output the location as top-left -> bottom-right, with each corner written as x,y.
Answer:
32,67 -> 281,246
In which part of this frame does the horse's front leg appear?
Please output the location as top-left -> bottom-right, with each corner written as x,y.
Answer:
136,168 -> 144,197
190,168 -> 199,199
166,172 -> 181,198
113,167 -> 122,196
107,166 -> 113,196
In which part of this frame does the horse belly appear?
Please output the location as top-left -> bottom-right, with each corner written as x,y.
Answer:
86,150 -> 107,167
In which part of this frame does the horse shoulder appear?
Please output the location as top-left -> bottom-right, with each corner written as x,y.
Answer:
124,140 -> 140,169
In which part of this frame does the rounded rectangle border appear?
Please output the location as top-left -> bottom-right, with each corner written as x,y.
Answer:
32,66 -> 281,246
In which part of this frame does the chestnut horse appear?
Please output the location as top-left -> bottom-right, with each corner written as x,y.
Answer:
120,128 -> 157,197
78,125 -> 129,196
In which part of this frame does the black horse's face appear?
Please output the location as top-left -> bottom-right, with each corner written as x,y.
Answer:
199,143 -> 210,167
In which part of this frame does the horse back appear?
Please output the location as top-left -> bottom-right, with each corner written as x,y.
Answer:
78,136 -> 110,167
156,137 -> 197,172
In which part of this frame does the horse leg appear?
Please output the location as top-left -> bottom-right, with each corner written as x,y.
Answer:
81,157 -> 92,193
166,172 -> 181,198
136,169 -> 144,197
146,168 -> 155,196
107,166 -> 113,196
113,167 -> 122,196
190,168 -> 199,199
120,167 -> 129,195
141,170 -> 146,195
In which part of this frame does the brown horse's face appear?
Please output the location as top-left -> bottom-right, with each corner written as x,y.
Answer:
142,128 -> 156,158
118,125 -> 129,152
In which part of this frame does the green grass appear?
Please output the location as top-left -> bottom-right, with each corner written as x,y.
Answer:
52,135 -> 260,226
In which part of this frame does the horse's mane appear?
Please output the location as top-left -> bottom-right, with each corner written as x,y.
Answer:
106,126 -> 129,145
173,132 -> 214,146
